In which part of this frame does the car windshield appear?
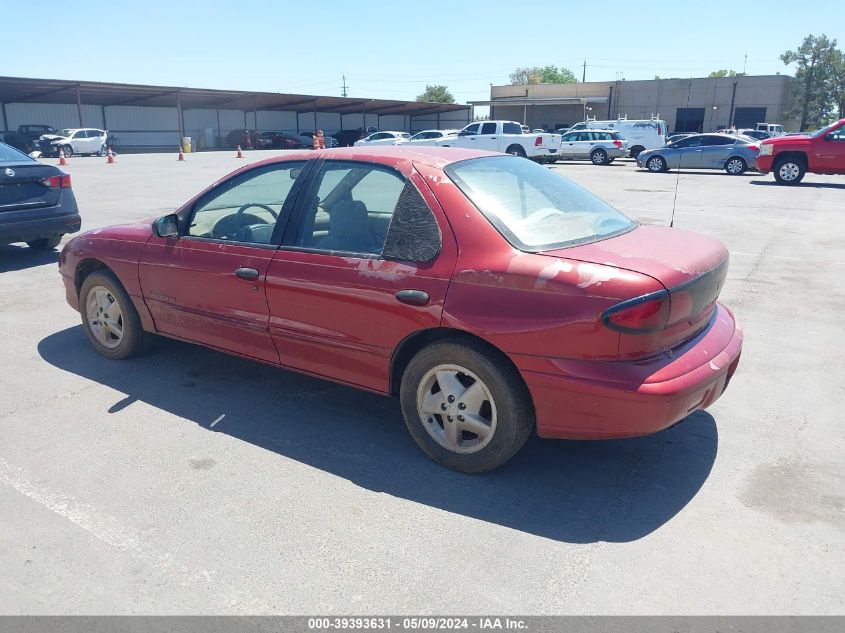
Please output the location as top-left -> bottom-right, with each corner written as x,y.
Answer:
59,129 -> 74,137
445,156 -> 635,251
811,122 -> 841,138
0,142 -> 34,162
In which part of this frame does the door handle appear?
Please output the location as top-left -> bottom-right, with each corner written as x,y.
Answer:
234,267 -> 259,281
490,137 -> 497,139
395,289 -> 430,306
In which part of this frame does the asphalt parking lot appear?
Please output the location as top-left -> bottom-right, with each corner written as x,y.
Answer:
1,150 -> 843,615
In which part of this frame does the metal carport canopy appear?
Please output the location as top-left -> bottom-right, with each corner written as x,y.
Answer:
0,75 -> 469,116
468,97 -> 607,106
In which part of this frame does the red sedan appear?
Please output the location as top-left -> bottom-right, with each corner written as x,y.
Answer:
59,147 -> 742,472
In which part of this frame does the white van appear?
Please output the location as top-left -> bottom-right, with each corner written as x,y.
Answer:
755,123 -> 784,137
568,117 -> 668,158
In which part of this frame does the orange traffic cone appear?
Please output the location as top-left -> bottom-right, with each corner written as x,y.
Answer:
178,146 -> 185,161
106,147 -> 115,164
236,145 -> 244,159
58,148 -> 68,166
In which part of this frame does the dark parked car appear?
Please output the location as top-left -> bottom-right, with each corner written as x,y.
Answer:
0,141 -> 80,250
333,129 -> 366,147
2,124 -> 58,152
59,147 -> 741,472
259,132 -> 312,150
226,129 -> 272,149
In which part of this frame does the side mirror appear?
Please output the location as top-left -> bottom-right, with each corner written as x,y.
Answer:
153,213 -> 179,238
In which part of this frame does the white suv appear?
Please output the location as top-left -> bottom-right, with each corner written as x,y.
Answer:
39,128 -> 108,157
353,131 -> 411,146
557,129 -> 628,165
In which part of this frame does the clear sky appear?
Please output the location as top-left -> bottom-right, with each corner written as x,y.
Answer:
2,0 -> 842,110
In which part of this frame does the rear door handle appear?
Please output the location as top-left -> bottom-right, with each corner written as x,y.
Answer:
395,289 -> 430,306
234,267 -> 259,281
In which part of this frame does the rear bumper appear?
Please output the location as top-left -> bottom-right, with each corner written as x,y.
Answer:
0,204 -> 81,245
512,303 -> 743,439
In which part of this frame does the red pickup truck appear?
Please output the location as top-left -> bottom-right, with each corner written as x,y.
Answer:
756,118 -> 845,184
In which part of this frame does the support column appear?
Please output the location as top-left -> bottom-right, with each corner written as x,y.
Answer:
176,91 -> 185,142
216,109 -> 222,148
76,85 -> 84,127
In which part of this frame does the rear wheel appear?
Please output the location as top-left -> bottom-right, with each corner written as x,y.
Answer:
773,156 -> 806,185
646,155 -> 667,172
630,145 -> 645,159
399,339 -> 534,473
79,270 -> 150,360
590,148 -> 608,165
505,144 -> 526,158
26,235 -> 62,250
724,156 -> 747,175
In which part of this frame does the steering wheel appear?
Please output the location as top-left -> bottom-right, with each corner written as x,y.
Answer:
236,203 -> 278,224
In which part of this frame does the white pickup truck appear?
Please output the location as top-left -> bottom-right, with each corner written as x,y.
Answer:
435,120 -> 561,162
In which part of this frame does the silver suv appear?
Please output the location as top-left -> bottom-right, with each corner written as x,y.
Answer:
557,129 -> 628,165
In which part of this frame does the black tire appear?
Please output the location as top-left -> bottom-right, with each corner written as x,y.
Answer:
724,156 -> 747,175
97,145 -> 107,157
590,148 -> 608,165
26,235 -> 62,250
773,156 -> 806,185
630,145 -> 645,159
505,144 -> 527,158
646,155 -> 668,172
79,270 -> 151,360
62,145 -> 73,158
399,338 -> 535,473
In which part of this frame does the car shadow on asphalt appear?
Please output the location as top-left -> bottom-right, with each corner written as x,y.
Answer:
749,179 -> 845,189
0,244 -> 59,273
38,326 -> 719,544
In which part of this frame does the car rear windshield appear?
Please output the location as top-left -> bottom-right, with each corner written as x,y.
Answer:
444,156 -> 635,251
0,142 -> 33,162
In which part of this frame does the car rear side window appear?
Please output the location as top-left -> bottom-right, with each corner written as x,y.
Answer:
480,122 -> 497,134
445,156 -> 635,251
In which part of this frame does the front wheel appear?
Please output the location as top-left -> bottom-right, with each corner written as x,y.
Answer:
773,157 -> 806,185
724,157 -> 747,175
79,270 -> 151,360
399,339 -> 534,473
62,145 -> 73,158
646,155 -> 667,172
26,235 -> 62,250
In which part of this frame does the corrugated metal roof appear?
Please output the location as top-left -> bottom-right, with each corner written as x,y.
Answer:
0,76 -> 469,116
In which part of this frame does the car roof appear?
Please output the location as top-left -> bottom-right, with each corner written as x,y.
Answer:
246,146 -> 500,170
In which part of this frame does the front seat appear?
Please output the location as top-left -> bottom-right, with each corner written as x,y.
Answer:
315,200 -> 376,254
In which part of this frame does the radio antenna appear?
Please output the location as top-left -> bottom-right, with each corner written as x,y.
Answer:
670,78 -> 694,228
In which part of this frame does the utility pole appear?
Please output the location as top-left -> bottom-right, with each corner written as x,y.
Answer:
582,59 -> 586,82
341,75 -> 348,98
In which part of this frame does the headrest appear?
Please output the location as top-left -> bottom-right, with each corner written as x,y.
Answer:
329,200 -> 369,238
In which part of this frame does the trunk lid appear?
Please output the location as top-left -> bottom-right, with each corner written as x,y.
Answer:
0,162 -> 62,212
542,225 -> 729,358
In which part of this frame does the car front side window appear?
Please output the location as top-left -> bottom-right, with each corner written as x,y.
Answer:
187,162 -> 306,245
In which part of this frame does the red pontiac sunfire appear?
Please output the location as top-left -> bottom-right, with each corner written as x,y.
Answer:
59,147 -> 742,472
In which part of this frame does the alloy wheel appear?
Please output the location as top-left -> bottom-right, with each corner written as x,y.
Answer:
85,285 -> 124,349
416,364 -> 497,454
726,158 -> 744,174
778,162 -> 800,181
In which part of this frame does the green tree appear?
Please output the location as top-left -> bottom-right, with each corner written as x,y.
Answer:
831,49 -> 845,119
509,65 -> 577,85
415,85 -> 455,103
708,69 -> 737,77
781,34 -> 838,130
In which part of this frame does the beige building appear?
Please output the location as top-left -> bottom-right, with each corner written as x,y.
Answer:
473,75 -> 796,133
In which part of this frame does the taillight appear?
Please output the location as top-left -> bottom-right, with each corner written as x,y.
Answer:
601,290 -> 670,333
747,144 -> 759,152
534,136 -> 542,147
613,139 -> 623,148
658,123 -> 663,135
42,174 -> 72,188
